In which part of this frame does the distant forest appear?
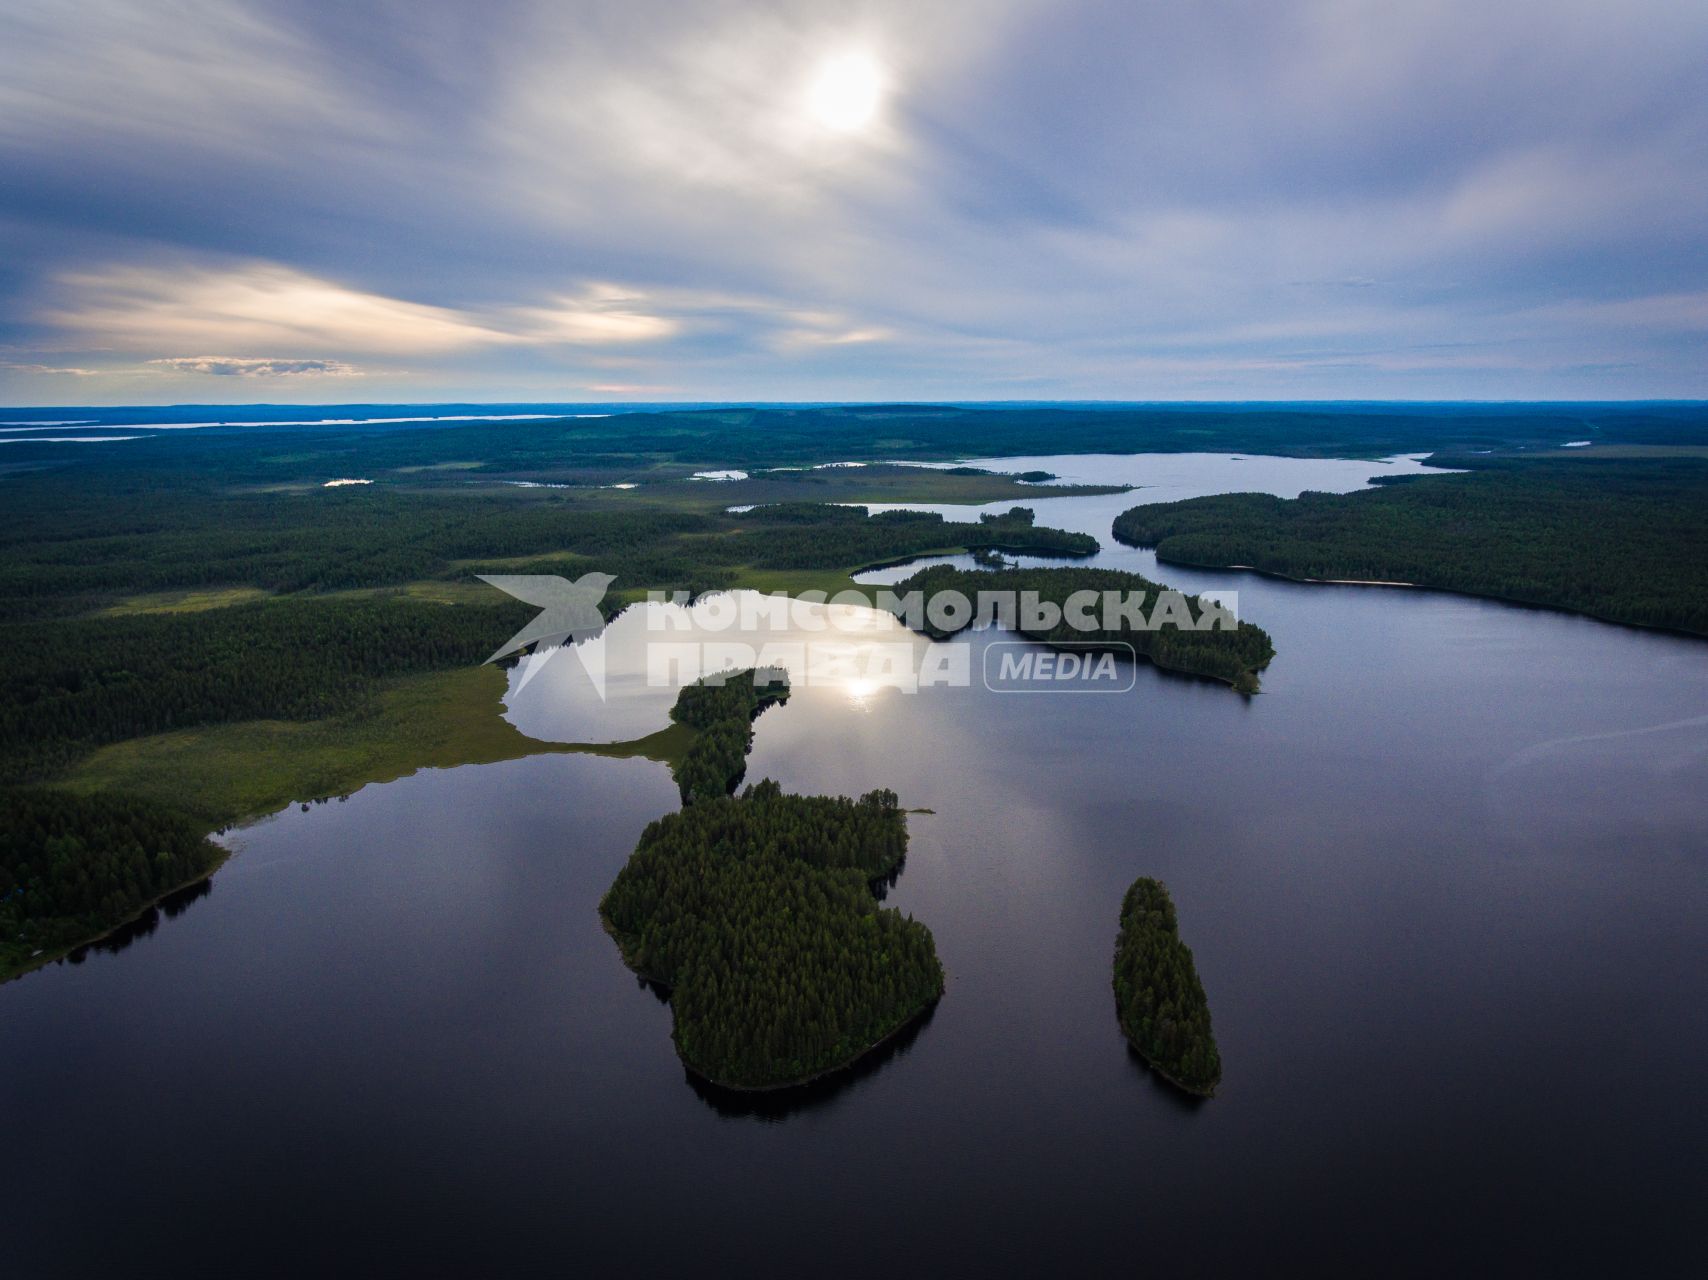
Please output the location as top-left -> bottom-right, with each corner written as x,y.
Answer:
5,400 -> 1707,476
1113,457 -> 1708,635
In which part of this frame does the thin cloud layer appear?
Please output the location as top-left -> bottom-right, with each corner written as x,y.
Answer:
146,356 -> 362,377
1,0 -> 1705,402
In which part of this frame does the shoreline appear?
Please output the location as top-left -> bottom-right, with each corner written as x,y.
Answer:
687,994 -> 942,1094
1121,1030 -> 1218,1099
1154,553 -> 1708,640
606,917 -> 941,1094
600,840 -> 935,1094
0,846 -> 233,986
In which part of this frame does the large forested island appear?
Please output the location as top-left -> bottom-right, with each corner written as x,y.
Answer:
1113,456 -> 1708,635
894,563 -> 1276,692
1113,877 -> 1222,1097
602,672 -> 942,1090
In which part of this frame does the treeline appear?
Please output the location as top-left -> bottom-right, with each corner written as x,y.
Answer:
600,780 -> 940,1090
669,667 -> 791,804
1,788 -> 224,979
894,564 -> 1275,691
0,479 -> 1095,628
727,504 -> 1097,569
1113,877 -> 1221,1097
10,401 -> 1706,484
0,596 -> 531,782
1112,458 -> 1708,635
0,484 -> 728,620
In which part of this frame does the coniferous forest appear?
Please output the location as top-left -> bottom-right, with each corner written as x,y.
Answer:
1112,457 -> 1708,635
0,459 -> 1102,979
603,672 -> 943,1090
1113,877 -> 1222,1097
1,789 -> 225,976
668,667 -> 791,803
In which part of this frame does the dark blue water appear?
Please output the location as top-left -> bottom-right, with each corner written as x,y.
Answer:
3,454 -> 1704,1276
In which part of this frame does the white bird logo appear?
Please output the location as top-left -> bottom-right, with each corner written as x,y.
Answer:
478,572 -> 617,664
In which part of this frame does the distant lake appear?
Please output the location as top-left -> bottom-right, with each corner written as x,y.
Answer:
3,452 -> 1704,1275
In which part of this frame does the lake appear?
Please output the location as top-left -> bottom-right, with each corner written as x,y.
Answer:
3,452 -> 1704,1275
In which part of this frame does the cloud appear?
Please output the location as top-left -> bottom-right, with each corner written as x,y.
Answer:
46,263 -> 507,355
515,286 -> 681,344
1526,292 -> 1708,331
771,310 -> 893,349
0,361 -> 101,376
147,355 -> 363,377
42,263 -> 685,357
2,1 -> 1707,400
0,0 -> 388,152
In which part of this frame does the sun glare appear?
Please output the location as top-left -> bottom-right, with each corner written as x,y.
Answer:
807,52 -> 886,132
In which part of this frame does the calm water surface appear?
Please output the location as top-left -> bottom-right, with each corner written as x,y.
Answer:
3,454 -> 1704,1275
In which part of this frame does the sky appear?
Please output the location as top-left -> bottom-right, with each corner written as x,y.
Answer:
2,0 -> 1706,406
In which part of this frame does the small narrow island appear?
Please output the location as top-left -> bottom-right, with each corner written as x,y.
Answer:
1113,877 -> 1222,1097
600,669 -> 944,1091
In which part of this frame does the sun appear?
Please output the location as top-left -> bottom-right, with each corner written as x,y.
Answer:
806,52 -> 887,133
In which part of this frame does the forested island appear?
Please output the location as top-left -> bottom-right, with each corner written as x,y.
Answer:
893,564 -> 1275,692
1113,878 -> 1222,1097
1113,457 -> 1708,635
602,671 -> 942,1090
2,789 -> 226,981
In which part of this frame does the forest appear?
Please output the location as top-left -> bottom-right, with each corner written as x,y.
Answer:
1112,877 -> 1222,1097
1112,457 -> 1708,635
0,595 -> 534,783
8,407 -> 1704,985
0,432 -> 1104,974
601,782 -> 939,1090
0,494 -> 1095,785
1,788 -> 225,980
603,671 -> 941,1090
8,400 -> 1707,479
893,564 -> 1276,691
668,667 -> 791,804
0,481 -> 1092,627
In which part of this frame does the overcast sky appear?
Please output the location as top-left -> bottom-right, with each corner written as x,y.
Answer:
2,0 -> 1705,405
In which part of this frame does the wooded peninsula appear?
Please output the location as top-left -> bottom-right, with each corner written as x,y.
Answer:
1113,456 -> 1708,636
894,563 -> 1276,692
